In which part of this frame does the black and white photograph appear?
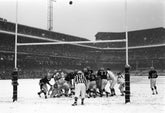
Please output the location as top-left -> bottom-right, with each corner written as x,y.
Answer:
0,0 -> 164,113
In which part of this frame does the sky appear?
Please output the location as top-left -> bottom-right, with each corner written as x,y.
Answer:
0,0 -> 164,40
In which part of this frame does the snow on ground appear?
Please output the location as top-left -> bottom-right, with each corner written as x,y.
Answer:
0,76 -> 165,113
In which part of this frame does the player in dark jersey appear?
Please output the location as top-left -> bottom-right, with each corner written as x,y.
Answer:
65,70 -> 77,96
38,75 -> 52,99
88,72 -> 97,98
97,67 -> 108,97
65,72 -> 75,87
148,67 -> 158,95
83,68 -> 91,96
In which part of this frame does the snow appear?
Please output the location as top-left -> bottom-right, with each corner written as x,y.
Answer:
0,76 -> 165,113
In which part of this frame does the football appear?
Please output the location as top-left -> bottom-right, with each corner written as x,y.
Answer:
69,1 -> 73,5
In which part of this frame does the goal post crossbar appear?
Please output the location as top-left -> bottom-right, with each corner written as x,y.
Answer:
102,43 -> 165,50
17,39 -> 126,46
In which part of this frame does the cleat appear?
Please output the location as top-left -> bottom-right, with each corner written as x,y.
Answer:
106,92 -> 109,97
72,102 -> 77,106
64,94 -> 68,97
110,94 -> 114,96
81,102 -> 84,105
38,92 -> 41,97
156,91 -> 158,94
81,98 -> 84,105
152,92 -> 155,95
121,93 -> 124,96
45,95 -> 47,99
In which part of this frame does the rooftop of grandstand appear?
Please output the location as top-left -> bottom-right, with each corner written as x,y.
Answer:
0,20 -> 89,42
95,27 -> 165,48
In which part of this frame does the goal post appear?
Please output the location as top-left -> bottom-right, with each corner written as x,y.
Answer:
14,38 -> 129,103
17,39 -> 126,46
124,0 -> 130,104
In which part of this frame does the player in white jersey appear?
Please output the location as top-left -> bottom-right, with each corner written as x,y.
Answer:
117,72 -> 125,96
107,68 -> 117,96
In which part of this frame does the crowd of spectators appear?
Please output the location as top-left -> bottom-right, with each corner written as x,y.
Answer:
0,20 -> 165,79
95,27 -> 165,48
0,52 -> 97,79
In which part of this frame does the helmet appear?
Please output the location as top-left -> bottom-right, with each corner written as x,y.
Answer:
77,71 -> 83,74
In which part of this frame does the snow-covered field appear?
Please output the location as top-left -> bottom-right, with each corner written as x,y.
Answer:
0,76 -> 164,113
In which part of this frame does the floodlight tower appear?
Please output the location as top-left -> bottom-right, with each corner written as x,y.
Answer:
47,0 -> 55,31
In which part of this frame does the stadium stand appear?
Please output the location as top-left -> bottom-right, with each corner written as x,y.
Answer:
0,20 -> 164,79
95,27 -> 165,47
0,21 -> 99,79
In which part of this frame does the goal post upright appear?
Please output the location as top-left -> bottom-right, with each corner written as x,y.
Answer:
14,0 -> 18,70
125,0 -> 131,104
12,0 -> 19,103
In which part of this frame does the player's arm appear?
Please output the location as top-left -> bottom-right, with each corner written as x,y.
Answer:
46,80 -> 52,87
148,71 -> 151,79
83,75 -> 87,87
155,71 -> 158,78
74,75 -> 77,84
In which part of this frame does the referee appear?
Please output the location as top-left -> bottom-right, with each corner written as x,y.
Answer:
72,71 -> 87,106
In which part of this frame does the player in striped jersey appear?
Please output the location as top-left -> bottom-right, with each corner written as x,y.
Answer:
72,71 -> 87,106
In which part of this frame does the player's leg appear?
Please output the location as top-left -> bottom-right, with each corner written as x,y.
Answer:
72,97 -> 78,106
105,80 -> 110,97
72,84 -> 80,106
38,83 -> 44,97
109,81 -> 114,96
110,80 -> 116,96
97,78 -> 102,97
48,85 -> 53,95
119,84 -> 122,94
154,86 -> 158,94
57,84 -> 63,97
119,83 -> 125,96
50,83 -> 58,98
70,80 -> 75,96
153,79 -> 158,94
101,79 -> 107,96
91,81 -> 97,98
86,80 -> 90,97
50,87 -> 54,98
43,84 -> 48,98
150,79 -> 155,95
81,84 -> 86,105
63,82 -> 70,96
